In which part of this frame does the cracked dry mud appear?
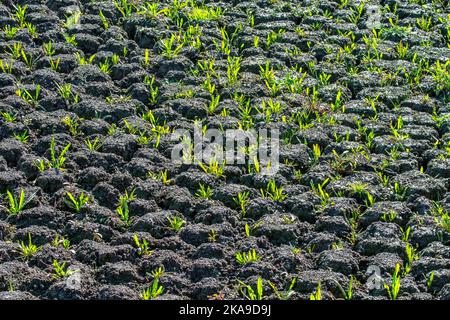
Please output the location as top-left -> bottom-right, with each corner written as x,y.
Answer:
0,0 -> 450,300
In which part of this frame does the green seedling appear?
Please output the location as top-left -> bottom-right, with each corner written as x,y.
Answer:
208,229 -> 218,242
236,249 -> 260,265
260,180 -> 287,202
150,267 -> 164,279
116,201 -> 130,225
227,56 -> 241,86
62,116 -> 81,137
16,85 -> 40,106
20,49 -> 34,69
14,130 -> 29,143
312,144 -> 321,163
393,182 -> 408,201
384,263 -> 401,300
5,189 -> 35,215
237,277 -> 264,300
133,234 -> 152,256
49,136 -> 71,170
381,210 -> 398,222
141,278 -> 164,300
310,283 -> 321,300
160,34 -> 183,59
65,192 -> 91,213
14,4 -> 28,28
233,191 -> 250,218
147,169 -> 172,185
3,25 -> 18,40
167,216 -> 185,233
404,243 -> 419,275
52,235 -> 71,250
198,158 -> 225,177
427,272 -> 434,290
85,137 -> 102,152
49,57 -> 60,71
310,178 -> 330,206
98,58 -> 112,74
52,260 -> 77,279
1,112 -> 16,123
144,75 -> 159,104
244,221 -> 262,237
207,95 -> 220,115
114,0 -> 134,18
195,184 -> 213,199
268,278 -> 296,300
99,10 -> 109,29
19,234 -> 40,258
0,59 -> 14,74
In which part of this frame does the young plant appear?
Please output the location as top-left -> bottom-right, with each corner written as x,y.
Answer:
16,85 -> 40,106
0,59 -> 14,74
208,229 -> 218,242
207,95 -> 220,115
404,243 -> 419,275
63,33 -> 77,46
20,49 -> 35,69
198,158 -> 225,178
237,277 -> 264,300
426,272 -> 435,290
233,191 -> 250,218
52,260 -> 76,279
384,263 -> 401,300
133,234 -> 152,256
268,278 -> 296,300
141,278 -> 164,300
311,144 -> 321,163
226,56 -> 241,86
56,83 -> 78,103
160,34 -> 183,59
310,282 -> 322,300
14,130 -> 29,143
5,189 -> 35,215
167,216 -> 185,233
14,5 -> 28,28
150,266 -> 164,279
235,248 -> 260,265
3,25 -> 18,40
381,210 -> 398,222
62,116 -> 81,137
49,136 -> 71,170
260,180 -> 287,202
310,178 -> 330,206
343,276 -> 355,300
99,10 -> 109,29
85,137 -> 102,152
144,75 -> 159,104
116,201 -> 130,225
393,182 -> 408,201
98,58 -> 112,74
52,235 -> 71,249
65,192 -> 91,213
147,169 -> 172,185
114,0 -> 134,18
49,57 -> 60,71
19,234 -> 40,258
244,221 -> 262,237
195,184 -> 213,199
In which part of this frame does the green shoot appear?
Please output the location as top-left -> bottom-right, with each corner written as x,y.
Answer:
65,192 -> 91,213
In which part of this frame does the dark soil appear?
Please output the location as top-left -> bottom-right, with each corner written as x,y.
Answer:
0,0 -> 450,300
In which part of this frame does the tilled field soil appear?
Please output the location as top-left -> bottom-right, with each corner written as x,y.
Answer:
0,0 -> 450,300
